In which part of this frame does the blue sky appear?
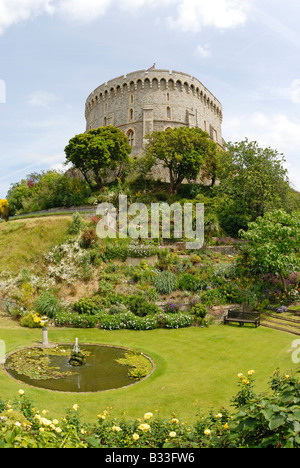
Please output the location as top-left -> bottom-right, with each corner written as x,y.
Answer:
1,0 -> 300,199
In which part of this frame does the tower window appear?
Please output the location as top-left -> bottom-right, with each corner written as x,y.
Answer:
127,130 -> 135,147
129,108 -> 134,121
167,107 -> 171,119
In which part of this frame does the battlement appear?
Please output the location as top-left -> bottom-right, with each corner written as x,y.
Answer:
85,68 -> 224,154
86,69 -> 222,110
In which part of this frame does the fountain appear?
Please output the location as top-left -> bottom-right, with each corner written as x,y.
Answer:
68,338 -> 86,367
4,343 -> 154,393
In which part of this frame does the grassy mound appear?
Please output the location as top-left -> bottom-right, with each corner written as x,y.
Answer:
0,217 -> 72,274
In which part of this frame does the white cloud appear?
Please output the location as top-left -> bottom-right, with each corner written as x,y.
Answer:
167,0 -> 250,32
224,112 -> 300,152
223,111 -> 300,190
0,0 -> 53,34
0,0 -> 251,33
26,90 -> 59,107
195,44 -> 211,59
278,80 -> 300,105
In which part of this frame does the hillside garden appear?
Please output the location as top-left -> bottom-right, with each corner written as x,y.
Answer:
1,129 -> 300,448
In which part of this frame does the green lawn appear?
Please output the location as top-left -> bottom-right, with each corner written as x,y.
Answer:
0,324 -> 297,424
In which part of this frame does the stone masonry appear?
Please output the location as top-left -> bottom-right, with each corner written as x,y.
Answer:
85,69 -> 224,159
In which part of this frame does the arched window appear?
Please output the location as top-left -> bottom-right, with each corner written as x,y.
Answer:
129,108 -> 134,121
167,107 -> 171,119
103,117 -> 107,126
127,130 -> 135,147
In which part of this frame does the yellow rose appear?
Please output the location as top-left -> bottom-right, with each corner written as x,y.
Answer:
138,423 -> 151,432
18,389 -> 25,396
204,429 -> 211,436
112,426 -> 122,432
169,432 -> 176,438
132,433 -> 139,441
144,412 -> 153,420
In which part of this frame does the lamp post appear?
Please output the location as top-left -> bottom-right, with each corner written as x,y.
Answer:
41,316 -> 49,347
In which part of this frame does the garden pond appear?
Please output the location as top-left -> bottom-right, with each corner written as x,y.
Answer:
3,344 -> 153,393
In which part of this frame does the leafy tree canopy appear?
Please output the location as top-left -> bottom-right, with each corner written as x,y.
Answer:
239,209 -> 300,292
144,127 -> 223,194
64,126 -> 132,190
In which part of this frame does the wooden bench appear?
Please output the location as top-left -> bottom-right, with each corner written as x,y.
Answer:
224,309 -> 260,328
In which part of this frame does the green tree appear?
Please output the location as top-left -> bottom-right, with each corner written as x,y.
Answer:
239,210 -> 300,292
217,139 -> 291,235
144,127 -> 221,194
64,126 -> 132,190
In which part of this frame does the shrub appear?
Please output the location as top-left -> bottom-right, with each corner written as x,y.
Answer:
163,302 -> 181,314
0,199 -> 10,221
219,283 -> 244,304
200,288 -> 222,307
191,303 -> 208,319
68,212 -> 84,235
177,273 -> 200,292
127,244 -> 157,258
73,298 -> 101,315
154,271 -> 177,294
108,304 -> 129,315
20,312 -> 42,328
35,291 -> 61,319
69,314 -> 99,329
126,295 -> 160,317
79,228 -> 98,249
105,244 -> 128,261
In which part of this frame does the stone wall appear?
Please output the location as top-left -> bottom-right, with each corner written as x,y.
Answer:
85,69 -> 224,166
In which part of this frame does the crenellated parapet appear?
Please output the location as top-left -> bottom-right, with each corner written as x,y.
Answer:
85,69 -> 224,157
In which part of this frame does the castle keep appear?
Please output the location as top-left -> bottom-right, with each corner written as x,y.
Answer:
85,69 -> 224,157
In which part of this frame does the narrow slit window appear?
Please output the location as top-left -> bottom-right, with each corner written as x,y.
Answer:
127,130 -> 135,147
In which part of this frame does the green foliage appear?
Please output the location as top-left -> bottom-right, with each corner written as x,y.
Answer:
105,243 -> 128,261
177,273 -> 200,291
35,291 -> 61,319
126,295 -> 160,317
73,298 -> 101,315
7,170 -> 92,215
154,271 -> 177,294
3,369 -> 300,448
144,127 -> 221,194
68,212 -> 84,235
20,312 -> 42,328
239,210 -> 300,292
64,126 -> 132,190
217,139 -> 292,235
191,303 -> 208,319
0,199 -> 10,221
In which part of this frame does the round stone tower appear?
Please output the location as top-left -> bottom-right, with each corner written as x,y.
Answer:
85,69 -> 224,159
